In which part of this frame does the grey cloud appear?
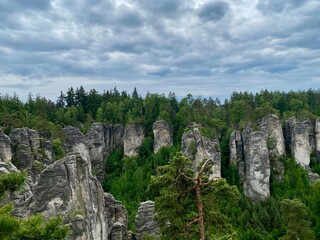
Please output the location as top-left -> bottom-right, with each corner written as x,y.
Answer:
257,0 -> 306,14
198,1 -> 229,22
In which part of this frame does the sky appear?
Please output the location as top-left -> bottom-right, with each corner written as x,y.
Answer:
0,0 -> 319,101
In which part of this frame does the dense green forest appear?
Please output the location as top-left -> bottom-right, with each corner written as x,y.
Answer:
1,87 -> 320,239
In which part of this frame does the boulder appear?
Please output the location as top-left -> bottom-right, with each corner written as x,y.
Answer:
181,125 -> 221,178
135,201 -> 160,240
29,153 -> 108,240
243,131 -> 270,201
152,120 -> 172,153
123,125 -> 144,157
0,129 -> 12,163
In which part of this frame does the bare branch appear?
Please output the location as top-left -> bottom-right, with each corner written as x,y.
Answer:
179,169 -> 196,181
186,217 -> 199,228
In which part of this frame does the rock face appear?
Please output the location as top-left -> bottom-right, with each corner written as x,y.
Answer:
86,123 -> 125,180
123,125 -> 144,157
29,153 -> 108,240
63,126 -> 90,164
0,129 -> 12,163
104,193 -> 128,240
10,128 -> 36,169
229,130 -> 243,165
243,131 -> 270,201
181,125 -> 221,178
0,162 -> 33,217
260,114 -> 285,157
290,122 -> 311,168
152,120 -> 172,153
316,118 -> 320,160
135,201 -> 160,240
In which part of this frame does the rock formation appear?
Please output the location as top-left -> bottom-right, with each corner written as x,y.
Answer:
229,130 -> 245,182
63,126 -> 90,164
243,131 -> 270,201
316,118 -> 320,160
0,129 -> 12,163
123,124 -> 144,157
290,121 -> 311,168
29,153 -> 108,240
86,123 -> 125,180
152,120 -> 172,153
135,201 -> 160,240
104,193 -> 128,240
10,128 -> 37,169
259,114 -> 285,157
181,125 -> 221,178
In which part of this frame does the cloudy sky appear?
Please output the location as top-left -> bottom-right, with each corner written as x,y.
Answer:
1,0 -> 319,101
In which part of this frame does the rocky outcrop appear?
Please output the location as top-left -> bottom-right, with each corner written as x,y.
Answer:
290,122 -> 311,168
0,129 -> 12,163
229,130 -> 243,165
86,123 -> 125,180
29,153 -> 107,240
63,126 -> 90,164
260,114 -> 285,157
181,125 -> 221,178
44,141 -> 55,162
243,131 -> 270,201
152,120 -> 172,153
123,125 -> 144,157
10,128 -> 35,169
0,162 -> 33,217
316,118 -> 320,160
135,201 -> 160,240
104,193 -> 128,240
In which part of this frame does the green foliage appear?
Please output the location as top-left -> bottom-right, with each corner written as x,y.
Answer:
0,172 -> 69,239
52,138 -> 65,160
0,171 -> 26,198
279,199 -> 315,240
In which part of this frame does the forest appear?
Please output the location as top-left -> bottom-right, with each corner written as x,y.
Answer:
1,87 -> 320,239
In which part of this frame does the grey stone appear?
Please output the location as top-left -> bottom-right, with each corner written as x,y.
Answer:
0,129 -> 12,163
181,125 -> 221,179
152,120 -> 172,153
62,126 -> 90,164
259,114 -> 285,157
123,124 -> 144,157
10,128 -> 34,169
243,131 -> 270,201
291,122 -> 311,168
104,193 -> 128,240
135,201 -> 160,240
44,141 -> 55,163
315,118 -> 320,160
29,153 -> 108,240
229,130 -> 243,164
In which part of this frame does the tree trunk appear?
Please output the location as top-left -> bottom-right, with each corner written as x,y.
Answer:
196,181 -> 205,240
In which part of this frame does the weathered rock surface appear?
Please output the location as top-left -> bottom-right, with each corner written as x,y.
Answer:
135,201 -> 160,240
10,128 -> 35,169
260,114 -> 285,157
243,131 -> 270,201
290,122 -> 311,168
29,153 -> 107,240
181,125 -> 221,178
104,193 -> 128,240
0,162 -> 33,217
315,118 -> 320,160
0,129 -> 12,163
123,124 -> 144,157
44,141 -> 55,162
86,123 -> 125,180
152,120 -> 172,153
229,130 -> 245,182
229,130 -> 243,164
63,126 -> 90,164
